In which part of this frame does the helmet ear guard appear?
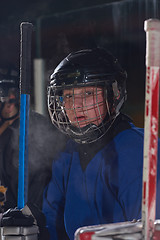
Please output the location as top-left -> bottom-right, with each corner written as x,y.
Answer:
112,81 -> 120,100
111,80 -> 127,114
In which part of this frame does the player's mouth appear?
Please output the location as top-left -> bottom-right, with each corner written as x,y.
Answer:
76,116 -> 86,121
74,115 -> 88,127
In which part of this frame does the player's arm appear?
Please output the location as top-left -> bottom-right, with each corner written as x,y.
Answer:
118,175 -> 142,221
42,154 -> 70,240
0,154 -> 69,240
110,130 -> 144,222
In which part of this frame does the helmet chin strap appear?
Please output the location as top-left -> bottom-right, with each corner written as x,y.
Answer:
66,113 -> 119,144
67,123 -> 102,144
0,111 -> 19,122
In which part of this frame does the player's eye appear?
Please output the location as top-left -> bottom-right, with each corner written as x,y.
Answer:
64,94 -> 73,99
85,91 -> 94,96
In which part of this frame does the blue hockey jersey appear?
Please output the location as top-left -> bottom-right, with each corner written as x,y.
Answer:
42,117 -> 160,240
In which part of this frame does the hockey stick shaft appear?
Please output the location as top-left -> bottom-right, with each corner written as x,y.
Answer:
142,19 -> 160,240
18,22 -> 33,209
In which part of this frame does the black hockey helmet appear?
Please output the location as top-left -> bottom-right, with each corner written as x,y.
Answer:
48,48 -> 127,144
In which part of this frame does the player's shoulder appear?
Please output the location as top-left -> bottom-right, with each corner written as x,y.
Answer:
112,114 -> 144,141
111,122 -> 144,167
51,142 -> 75,181
54,138 -> 76,159
112,123 -> 144,191
115,121 -> 144,144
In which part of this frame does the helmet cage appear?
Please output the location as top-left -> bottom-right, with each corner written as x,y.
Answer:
48,77 -> 126,144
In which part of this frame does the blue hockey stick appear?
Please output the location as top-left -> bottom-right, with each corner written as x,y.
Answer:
18,22 -> 33,209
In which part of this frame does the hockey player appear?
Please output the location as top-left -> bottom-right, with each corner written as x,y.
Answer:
0,66 -> 67,211
0,67 -> 20,210
1,49 -> 160,240
42,48 -> 160,240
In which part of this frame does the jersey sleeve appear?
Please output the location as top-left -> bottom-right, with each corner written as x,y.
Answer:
42,153 -> 70,240
118,176 -> 142,221
107,127 -> 144,222
117,129 -> 143,221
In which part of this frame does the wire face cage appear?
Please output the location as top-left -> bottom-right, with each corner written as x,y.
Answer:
48,81 -> 120,144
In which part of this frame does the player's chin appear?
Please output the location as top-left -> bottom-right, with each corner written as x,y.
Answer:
73,122 -> 88,128
71,119 -> 89,128
73,119 -> 101,128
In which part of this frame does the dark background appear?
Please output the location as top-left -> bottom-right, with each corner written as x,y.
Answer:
0,0 -> 160,127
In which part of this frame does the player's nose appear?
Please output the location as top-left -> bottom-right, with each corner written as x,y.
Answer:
73,95 -> 83,109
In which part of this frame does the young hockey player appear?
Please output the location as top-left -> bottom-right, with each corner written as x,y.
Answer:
42,48 -> 160,240
1,48 -> 159,240
0,66 -> 67,211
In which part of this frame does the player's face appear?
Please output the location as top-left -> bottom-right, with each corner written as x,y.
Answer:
1,94 -> 17,118
63,86 -> 107,128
